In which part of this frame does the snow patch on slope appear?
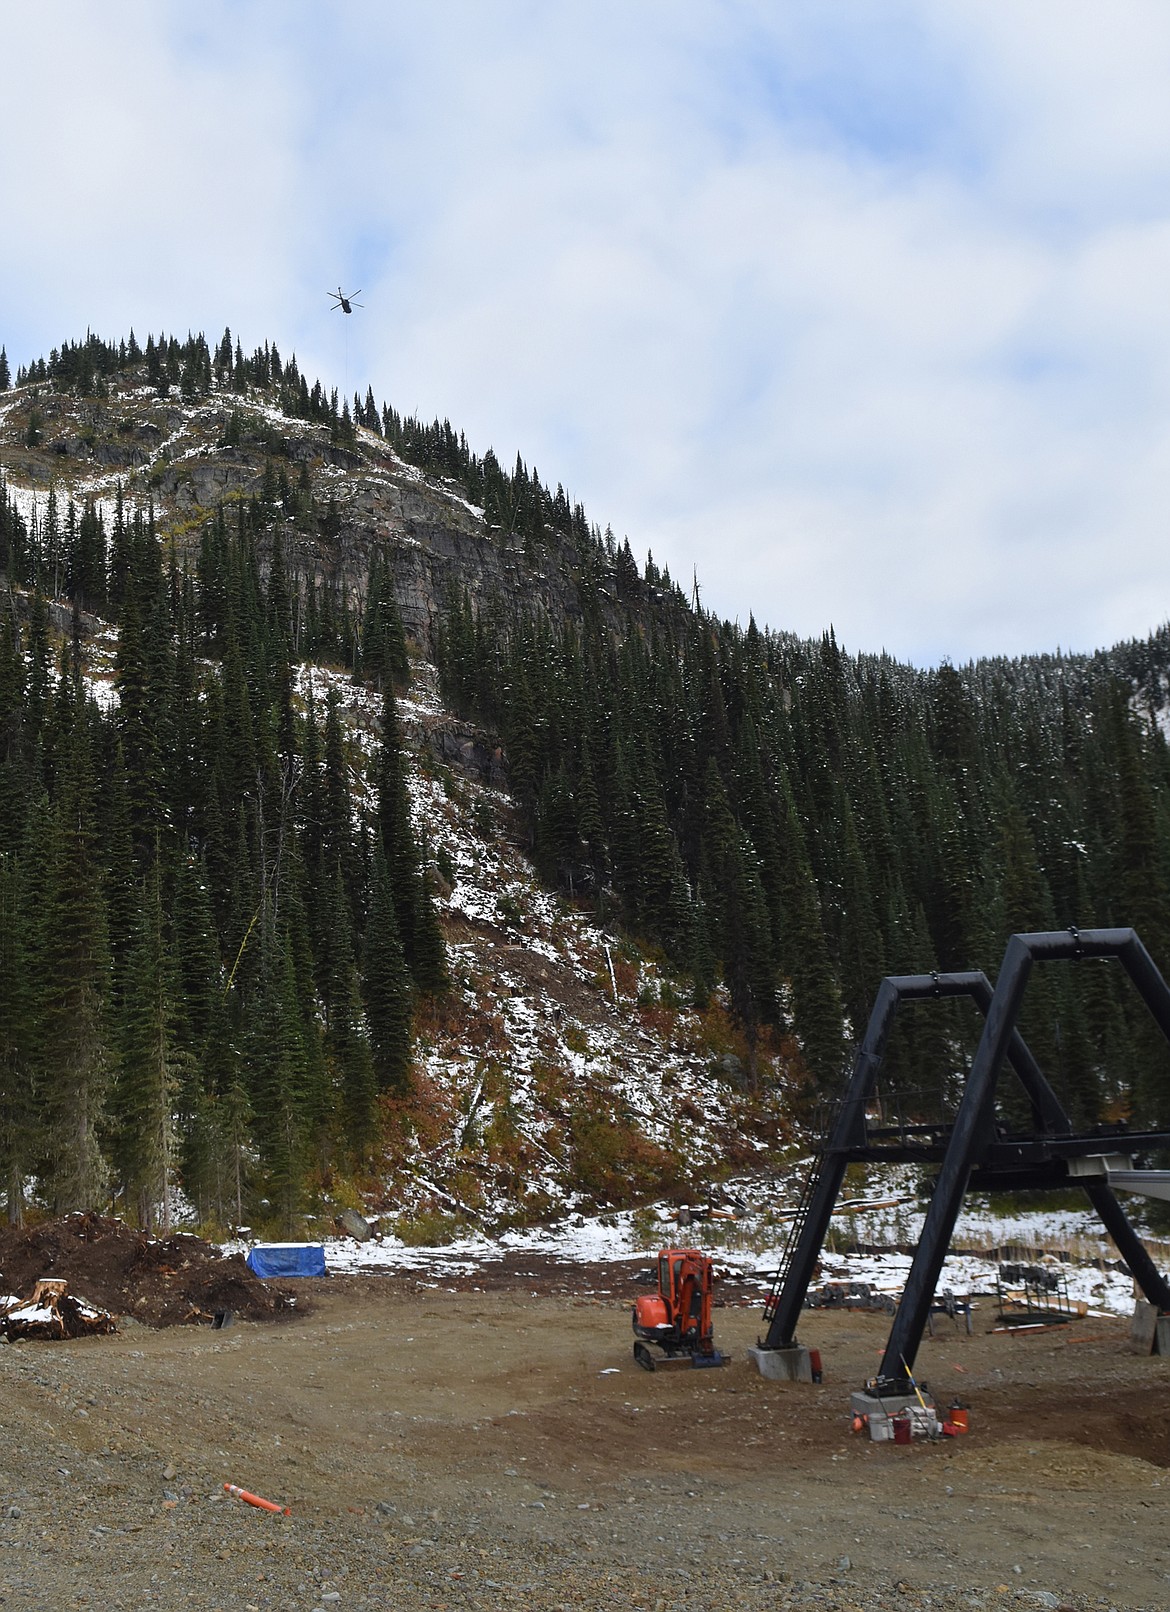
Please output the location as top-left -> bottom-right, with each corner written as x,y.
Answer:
314,1176 -> 1158,1318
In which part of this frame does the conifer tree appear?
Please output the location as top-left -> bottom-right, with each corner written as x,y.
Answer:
113,867 -> 180,1230
100,747 -> 139,1008
986,787 -> 1061,1128
247,934 -> 307,1232
16,319 -> 1170,1207
535,762 -> 579,890
360,550 -> 409,690
171,854 -> 221,1055
24,593 -> 51,766
363,844 -> 413,1093
878,890 -> 961,1117
321,687 -> 356,902
701,760 -> 776,1049
0,615 -> 27,850
409,850 -> 449,997
280,834 -> 332,1165
375,685 -> 447,993
70,501 -> 108,611
322,865 -> 377,1157
114,576 -> 165,856
185,993 -> 252,1228
774,773 -> 845,1088
0,854 -> 35,1222
836,797 -> 885,1035
33,724 -> 111,1212
575,740 -> 607,889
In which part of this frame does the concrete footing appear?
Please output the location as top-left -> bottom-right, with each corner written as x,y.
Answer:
748,1344 -> 813,1382
848,1388 -> 920,1418
850,1388 -> 938,1441
1131,1300 -> 1158,1354
1135,1301 -> 1170,1356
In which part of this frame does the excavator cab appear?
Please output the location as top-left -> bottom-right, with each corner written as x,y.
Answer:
632,1248 -> 728,1370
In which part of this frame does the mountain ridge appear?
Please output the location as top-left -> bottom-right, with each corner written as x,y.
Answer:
0,331 -> 796,1239
3,327 -> 1170,1241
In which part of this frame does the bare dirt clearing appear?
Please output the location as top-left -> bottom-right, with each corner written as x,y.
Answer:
0,1272 -> 1165,1611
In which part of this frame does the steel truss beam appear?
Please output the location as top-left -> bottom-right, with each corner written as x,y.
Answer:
759,930 -> 1170,1387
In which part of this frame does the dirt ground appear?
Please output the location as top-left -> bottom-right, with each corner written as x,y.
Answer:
0,1261 -> 1165,1612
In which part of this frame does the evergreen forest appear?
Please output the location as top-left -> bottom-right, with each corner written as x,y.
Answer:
435,587 -> 1170,1133
2,328 -> 1170,1237
0,452 -> 446,1233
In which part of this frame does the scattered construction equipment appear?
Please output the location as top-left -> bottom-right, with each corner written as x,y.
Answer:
806,1279 -> 896,1315
750,927 -> 1170,1405
925,1288 -> 973,1335
632,1248 -> 728,1370
995,1261 -> 1085,1329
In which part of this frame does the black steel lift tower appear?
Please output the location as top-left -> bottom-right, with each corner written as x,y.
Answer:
755,929 -> 1170,1393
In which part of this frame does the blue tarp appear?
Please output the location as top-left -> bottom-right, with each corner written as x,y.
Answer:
246,1243 -> 326,1278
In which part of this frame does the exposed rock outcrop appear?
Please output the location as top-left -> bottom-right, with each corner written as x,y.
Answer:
1,380 -> 613,658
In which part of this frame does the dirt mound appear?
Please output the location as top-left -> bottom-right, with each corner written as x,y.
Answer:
0,1213 -> 296,1328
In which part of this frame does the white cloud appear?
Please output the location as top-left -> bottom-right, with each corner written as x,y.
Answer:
3,1 -> 1170,663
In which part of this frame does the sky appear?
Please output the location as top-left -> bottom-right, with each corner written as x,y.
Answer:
3,1 -> 1170,666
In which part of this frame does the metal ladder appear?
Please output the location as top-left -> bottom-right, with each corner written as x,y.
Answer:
761,1161 -> 822,1322
761,1085 -> 850,1323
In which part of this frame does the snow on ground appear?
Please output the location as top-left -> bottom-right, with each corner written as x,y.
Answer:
396,660 -> 453,722
813,1245 -> 1137,1317
5,465 -> 154,536
286,651 -> 789,1233
398,742 -> 785,1224
82,623 -> 120,712
0,391 -> 26,429
251,1177 -> 1158,1318
266,655 -> 1170,1321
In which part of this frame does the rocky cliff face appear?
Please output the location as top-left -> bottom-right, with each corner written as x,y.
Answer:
0,376 -> 601,657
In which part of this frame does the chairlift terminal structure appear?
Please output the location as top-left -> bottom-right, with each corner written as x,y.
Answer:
753,928 -> 1170,1395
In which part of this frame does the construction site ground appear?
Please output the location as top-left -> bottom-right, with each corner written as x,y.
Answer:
0,1258 -> 1165,1612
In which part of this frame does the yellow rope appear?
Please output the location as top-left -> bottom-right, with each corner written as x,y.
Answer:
223,909 -> 260,997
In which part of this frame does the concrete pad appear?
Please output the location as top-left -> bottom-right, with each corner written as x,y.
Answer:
849,1389 -> 920,1418
748,1344 -> 813,1382
850,1389 -> 939,1441
1131,1299 -> 1159,1355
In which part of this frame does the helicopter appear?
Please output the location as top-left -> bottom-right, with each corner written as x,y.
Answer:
328,287 -> 363,314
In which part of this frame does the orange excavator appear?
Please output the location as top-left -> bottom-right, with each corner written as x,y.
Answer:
632,1248 -> 728,1371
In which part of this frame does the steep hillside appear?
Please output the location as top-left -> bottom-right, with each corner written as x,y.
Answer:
4,326 -> 1170,1247
0,335 -> 790,1238
392,661 -> 789,1231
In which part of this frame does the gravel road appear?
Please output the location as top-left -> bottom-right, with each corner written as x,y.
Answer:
0,1274 -> 1164,1611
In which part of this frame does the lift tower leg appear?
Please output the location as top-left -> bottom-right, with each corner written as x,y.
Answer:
758,969 -> 1069,1359
877,927 -> 1170,1389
